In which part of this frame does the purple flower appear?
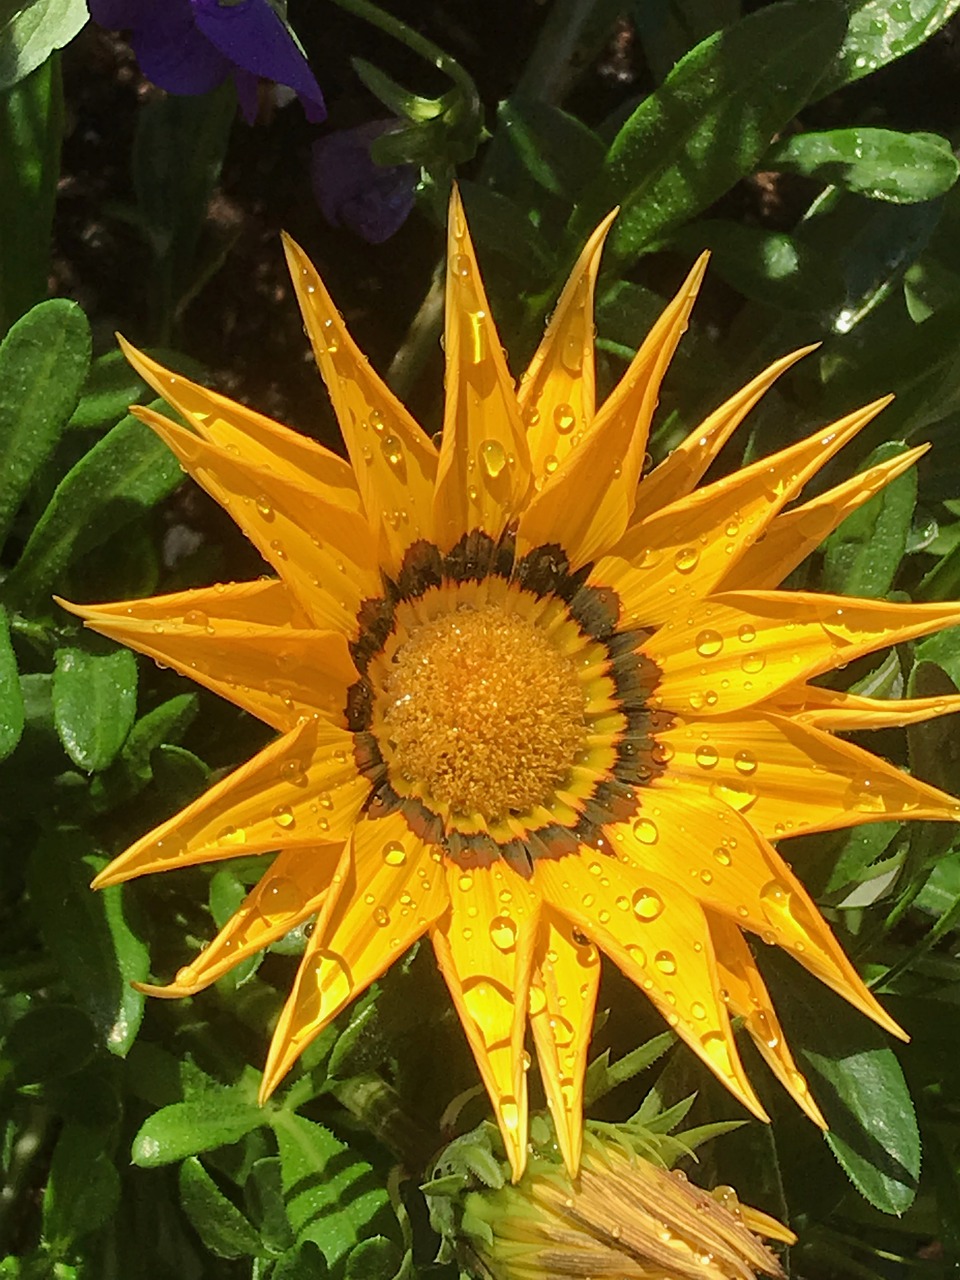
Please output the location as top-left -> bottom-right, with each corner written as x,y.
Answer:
87,0 -> 325,125
312,121 -> 416,244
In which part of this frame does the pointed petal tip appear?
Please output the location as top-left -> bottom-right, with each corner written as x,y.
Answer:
132,979 -> 192,1000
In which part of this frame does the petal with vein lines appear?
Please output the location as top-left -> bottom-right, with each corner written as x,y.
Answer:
720,445 -> 928,591
779,683 -> 960,729
92,717 -> 369,888
632,345 -> 818,522
518,211 -> 617,487
432,858 -> 539,1181
615,787 -> 903,1038
646,590 -> 960,717
709,914 -> 826,1127
528,906 -> 600,1174
433,188 -> 532,551
533,852 -> 765,1122
62,585 -> 357,731
654,711 -> 960,839
137,846 -> 340,997
260,812 -> 448,1100
596,398 -> 888,628
134,405 -> 380,632
518,255 -> 708,568
117,338 -> 363,515
283,234 -> 439,574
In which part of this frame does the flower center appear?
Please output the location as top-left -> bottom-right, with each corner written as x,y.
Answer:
379,604 -> 587,823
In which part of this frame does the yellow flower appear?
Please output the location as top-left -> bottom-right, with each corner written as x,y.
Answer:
62,189 -> 960,1182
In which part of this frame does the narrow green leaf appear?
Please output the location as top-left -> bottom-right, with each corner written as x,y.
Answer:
822,442 -> 918,597
0,605 -> 23,760
5,408 -> 183,607
459,180 -> 553,286
273,1112 -> 392,1267
42,1122 -> 121,1249
132,1096 -> 266,1167
0,0 -> 87,90
498,98 -> 604,200
67,349 -> 149,431
592,0 -> 846,263
817,0 -> 960,97
767,129 -> 959,204
178,1157 -> 263,1259
5,1004 -> 97,1085
0,298 -> 91,544
53,641 -> 138,772
27,832 -> 149,1054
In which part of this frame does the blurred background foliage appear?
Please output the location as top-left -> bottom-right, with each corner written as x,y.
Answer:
4,0 -> 960,1276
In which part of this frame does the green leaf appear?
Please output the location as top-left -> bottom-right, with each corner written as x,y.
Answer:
498,98 -> 604,201
0,298 -> 91,545
5,1004 -> 97,1085
67,349 -> 149,431
0,0 -> 87,91
0,605 -> 23,761
272,1112 -> 393,1267
669,220 -> 844,313
767,129 -> 959,204
132,1096 -> 266,1167
591,0 -> 846,264
5,408 -> 183,607
273,1241 -> 328,1280
27,832 -> 149,1054
178,1157 -> 262,1259
458,180 -> 553,286
42,1122 -> 121,1250
817,0 -> 960,97
343,1237 -> 405,1280
52,640 -> 138,772
821,442 -> 918,597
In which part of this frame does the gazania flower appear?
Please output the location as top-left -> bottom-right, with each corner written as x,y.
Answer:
63,189 -> 960,1182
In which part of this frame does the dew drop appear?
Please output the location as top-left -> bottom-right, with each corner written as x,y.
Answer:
261,875 -> 300,914
733,750 -> 757,776
553,403 -> 575,434
489,915 -> 518,953
380,434 -> 403,468
737,623 -> 756,644
695,629 -> 723,657
544,453 -> 559,475
272,804 -> 295,829
374,906 -> 390,928
452,252 -> 471,279
528,985 -> 547,1016
255,494 -> 273,519
216,825 -> 246,846
632,889 -> 664,922
632,817 -> 659,845
479,438 -> 507,478
382,841 -> 407,866
655,950 -> 677,975
691,1001 -> 707,1021
674,547 -> 700,574
695,744 -> 719,770
741,652 -> 766,674
183,609 -> 208,628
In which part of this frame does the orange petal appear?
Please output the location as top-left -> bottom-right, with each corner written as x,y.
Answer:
282,234 -> 439,575
431,858 -> 540,1181
646,590 -> 960,717
720,445 -> 929,591
595,397 -> 889,629
116,338 -> 363,518
517,210 -> 617,487
136,845 -> 339,997
779,682 -> 960,729
518,254 -> 708,568
133,405 -> 379,632
260,812 -> 447,1101
631,346 -> 818,522
655,710 -> 960,839
60,583 -> 357,731
709,913 -> 826,1127
528,905 -> 601,1174
615,787 -> 904,1040
92,717 -> 369,888
433,187 -> 532,551
533,852 -> 766,1123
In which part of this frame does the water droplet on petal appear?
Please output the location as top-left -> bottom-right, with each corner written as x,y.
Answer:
489,915 -> 518,952
261,875 -> 300,914
632,889 -> 664,922
272,804 -> 295,829
695,744 -> 719,769
217,825 -> 246,846
632,817 -> 658,845
733,750 -> 757,776
553,403 -> 575,434
654,950 -> 677,975
674,547 -> 700,574
479,438 -> 507,478
382,841 -> 407,866
696,629 -> 723,657
498,1096 -> 520,1131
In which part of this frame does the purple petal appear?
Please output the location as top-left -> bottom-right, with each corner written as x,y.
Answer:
312,122 -> 416,244
232,68 -> 261,125
131,3 -> 231,96
87,0 -> 156,27
191,0 -> 325,122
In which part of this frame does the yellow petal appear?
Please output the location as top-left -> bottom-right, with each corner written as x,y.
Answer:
433,187 -> 532,551
595,397 -> 889,629
631,345 -> 818,522
528,906 -> 601,1174
134,404 -> 380,632
61,582 -> 357,731
709,914 -> 826,1128
616,787 -> 903,1040
92,717 -> 369,888
647,590 -> 960,717
655,710 -> 960,839
518,254 -> 708,568
136,846 -> 339,997
117,338 -> 364,517
282,234 -> 439,575
431,858 -> 540,1181
780,683 -> 960,729
533,852 -> 766,1123
518,210 -> 617,487
720,445 -> 929,592
260,812 -> 447,1100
